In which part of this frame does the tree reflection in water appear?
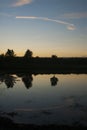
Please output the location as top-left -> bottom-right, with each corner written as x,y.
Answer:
0,74 -> 4,84
0,74 -> 17,88
0,73 -> 59,88
5,75 -> 16,88
22,74 -> 33,89
50,75 -> 58,86
0,73 -> 33,89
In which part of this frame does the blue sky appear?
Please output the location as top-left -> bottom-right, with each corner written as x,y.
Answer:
0,0 -> 87,57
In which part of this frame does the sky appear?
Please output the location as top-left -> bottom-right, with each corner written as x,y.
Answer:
0,0 -> 87,57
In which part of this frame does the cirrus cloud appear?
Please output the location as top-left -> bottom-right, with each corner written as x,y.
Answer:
12,0 -> 33,7
16,16 -> 76,30
67,25 -> 76,31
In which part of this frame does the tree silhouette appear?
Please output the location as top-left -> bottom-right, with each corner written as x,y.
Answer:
0,54 -> 4,57
51,55 -> 58,58
24,49 -> 33,58
5,49 -> 16,57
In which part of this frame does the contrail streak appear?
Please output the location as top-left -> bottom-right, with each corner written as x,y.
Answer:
16,16 -> 76,30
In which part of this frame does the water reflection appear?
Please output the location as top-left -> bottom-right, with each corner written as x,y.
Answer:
22,74 -> 33,89
16,73 -> 33,89
0,73 -> 87,126
0,74 -> 4,83
0,73 -> 33,89
50,75 -> 58,86
0,74 -> 16,88
4,75 -> 16,88
0,73 -> 59,88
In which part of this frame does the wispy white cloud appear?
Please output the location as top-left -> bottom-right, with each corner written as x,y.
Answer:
12,0 -> 33,7
16,16 -> 76,30
62,12 -> 87,19
67,25 -> 76,31
16,16 -> 37,19
0,13 -> 75,30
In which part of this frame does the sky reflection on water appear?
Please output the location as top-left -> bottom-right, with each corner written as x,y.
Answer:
0,74 -> 87,126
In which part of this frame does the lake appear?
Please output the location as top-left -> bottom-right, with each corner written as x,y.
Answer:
0,73 -> 87,126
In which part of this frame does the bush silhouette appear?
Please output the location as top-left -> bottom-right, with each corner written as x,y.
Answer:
5,49 -> 16,57
24,49 -> 33,58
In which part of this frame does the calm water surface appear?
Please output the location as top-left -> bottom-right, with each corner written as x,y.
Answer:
0,73 -> 87,126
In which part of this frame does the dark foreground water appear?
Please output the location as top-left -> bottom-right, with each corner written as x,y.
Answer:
0,73 -> 87,126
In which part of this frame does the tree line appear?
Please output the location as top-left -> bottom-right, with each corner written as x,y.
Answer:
0,49 -> 87,74
0,49 -> 58,58
0,49 -> 33,58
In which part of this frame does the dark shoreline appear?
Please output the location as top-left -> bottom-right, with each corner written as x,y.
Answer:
0,57 -> 87,74
0,68 -> 87,75
0,116 -> 87,130
1,70 -> 87,76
